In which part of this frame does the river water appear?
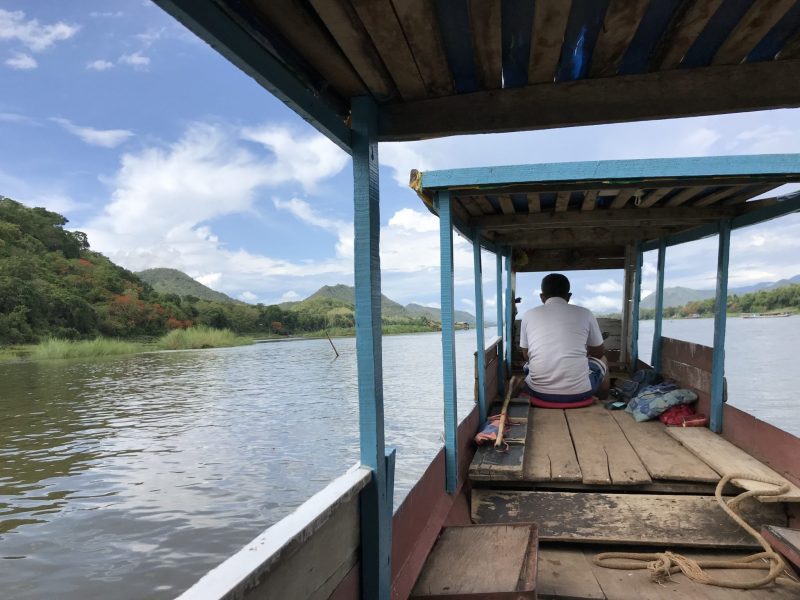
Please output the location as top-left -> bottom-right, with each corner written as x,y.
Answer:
1,318 -> 798,599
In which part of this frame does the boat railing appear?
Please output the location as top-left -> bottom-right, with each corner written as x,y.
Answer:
474,336 -> 501,408
176,465 -> 371,600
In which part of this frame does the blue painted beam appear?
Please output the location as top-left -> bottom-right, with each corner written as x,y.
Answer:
630,242 -> 643,373
650,240 -> 667,373
418,154 -> 800,191
437,191 -> 459,494
351,97 -> 390,599
710,219 -> 731,433
152,0 -> 352,153
505,249 -> 513,373
501,0 -> 535,88
496,250 -> 505,396
681,0 -> 755,69
555,0 -> 610,82
641,190 -> 800,252
472,228 -> 487,425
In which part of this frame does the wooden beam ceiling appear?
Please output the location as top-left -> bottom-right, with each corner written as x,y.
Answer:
380,59 -> 800,141
495,226 -> 682,249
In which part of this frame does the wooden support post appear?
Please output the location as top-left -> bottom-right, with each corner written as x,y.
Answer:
630,241 -> 643,373
472,228 -> 487,426
711,219 -> 731,433
496,251 -> 505,395
352,96 -> 392,600
651,240 -> 667,373
505,249 -> 513,374
437,191 -> 458,493
620,244 -> 635,366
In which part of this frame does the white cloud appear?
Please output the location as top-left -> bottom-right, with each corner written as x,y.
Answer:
0,9 -> 78,52
461,298 -> 475,309
87,59 -> 113,71
279,290 -> 300,302
0,168 -> 86,215
574,294 -> 621,314
195,273 -> 221,288
387,207 -> 438,233
239,291 -> 258,303
51,118 -> 134,148
380,142 -> 434,188
586,279 -> 622,294
119,52 -> 150,70
242,125 -> 348,192
5,51 -> 36,70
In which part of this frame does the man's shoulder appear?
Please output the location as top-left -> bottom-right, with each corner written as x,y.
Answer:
569,303 -> 598,322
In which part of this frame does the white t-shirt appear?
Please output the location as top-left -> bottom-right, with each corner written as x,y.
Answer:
519,297 -> 603,395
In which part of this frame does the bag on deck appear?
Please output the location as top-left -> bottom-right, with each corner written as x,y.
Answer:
613,368 -> 662,402
625,383 -> 697,422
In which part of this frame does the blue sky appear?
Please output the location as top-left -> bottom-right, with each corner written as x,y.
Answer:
1,1 -> 799,316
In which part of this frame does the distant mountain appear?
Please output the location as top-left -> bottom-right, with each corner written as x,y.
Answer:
283,285 -> 478,326
640,275 -> 800,309
405,302 -> 480,326
137,268 -> 240,303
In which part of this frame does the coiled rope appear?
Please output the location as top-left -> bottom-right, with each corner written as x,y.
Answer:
594,473 -> 800,591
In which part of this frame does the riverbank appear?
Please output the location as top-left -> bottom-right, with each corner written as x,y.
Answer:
0,327 -> 254,362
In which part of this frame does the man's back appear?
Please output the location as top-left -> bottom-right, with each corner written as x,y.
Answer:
519,297 -> 603,395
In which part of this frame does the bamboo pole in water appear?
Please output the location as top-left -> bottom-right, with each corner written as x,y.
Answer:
324,330 -> 339,358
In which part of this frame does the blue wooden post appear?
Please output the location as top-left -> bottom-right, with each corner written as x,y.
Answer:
504,249 -> 513,374
650,240 -> 667,373
437,191 -> 459,494
352,97 -> 393,600
630,242 -> 643,373
472,229 -> 487,425
496,250 -> 505,395
710,219 -> 731,433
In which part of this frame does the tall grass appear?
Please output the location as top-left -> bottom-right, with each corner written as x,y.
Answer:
156,326 -> 252,350
30,338 -> 141,360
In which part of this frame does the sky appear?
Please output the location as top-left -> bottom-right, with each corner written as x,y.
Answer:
1,1 -> 799,317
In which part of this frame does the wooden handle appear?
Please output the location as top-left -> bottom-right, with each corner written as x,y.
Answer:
495,375 -> 520,448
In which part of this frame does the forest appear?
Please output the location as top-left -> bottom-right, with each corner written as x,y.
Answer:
0,198 -> 436,345
638,284 -> 800,320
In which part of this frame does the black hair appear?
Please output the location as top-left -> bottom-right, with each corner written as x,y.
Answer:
541,273 -> 570,299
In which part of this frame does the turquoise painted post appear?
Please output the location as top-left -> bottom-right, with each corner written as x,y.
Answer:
472,228 -> 487,425
651,240 -> 667,373
437,191 -> 459,494
630,242 -> 643,373
504,249 -> 513,374
496,251 -> 505,395
351,97 -> 392,600
710,219 -> 731,433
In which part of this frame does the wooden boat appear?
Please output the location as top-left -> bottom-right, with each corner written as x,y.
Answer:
742,312 -> 792,318
151,2 -> 800,598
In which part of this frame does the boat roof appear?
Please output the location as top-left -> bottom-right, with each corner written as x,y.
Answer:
153,1 -> 800,152
411,153 -> 800,271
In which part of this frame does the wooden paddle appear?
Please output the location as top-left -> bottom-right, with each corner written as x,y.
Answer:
495,375 -> 521,449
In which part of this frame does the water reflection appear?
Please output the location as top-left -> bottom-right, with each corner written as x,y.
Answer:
0,330 -> 482,599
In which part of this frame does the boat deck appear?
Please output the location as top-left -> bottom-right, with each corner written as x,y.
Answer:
465,398 -> 800,599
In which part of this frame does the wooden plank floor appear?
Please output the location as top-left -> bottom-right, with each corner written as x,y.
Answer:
523,408 -> 581,482
538,543 -> 800,600
472,490 -> 787,549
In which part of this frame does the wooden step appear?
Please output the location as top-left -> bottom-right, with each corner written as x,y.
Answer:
471,490 -> 787,549
762,525 -> 800,572
469,399 -> 529,482
665,427 -> 800,502
411,524 -> 538,599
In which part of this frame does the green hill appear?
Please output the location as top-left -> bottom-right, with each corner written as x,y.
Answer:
137,268 -> 239,303
306,284 -> 408,318
405,302 -> 478,326
640,276 -> 800,309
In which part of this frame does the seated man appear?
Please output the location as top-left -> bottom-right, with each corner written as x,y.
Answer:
519,273 -> 610,403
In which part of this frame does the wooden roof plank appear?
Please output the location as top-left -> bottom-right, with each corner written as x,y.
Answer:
469,0 -> 502,90
581,190 -> 598,211
391,0 -> 454,97
528,0 -> 572,84
495,226 -> 681,249
460,196 -> 483,217
664,185 -> 707,207
610,188 -> 636,209
249,0 -> 366,99
350,0 -> 427,101
655,0 -> 727,70
476,196 -> 496,215
712,0 -> 797,66
779,27 -> 800,59
498,194 -> 515,215
722,184 -> 775,206
589,0 -> 651,78
527,192 -> 541,213
310,0 -> 397,100
472,206 -> 745,229
692,186 -> 742,207
555,190 -> 570,212
382,59 -> 800,141
637,187 -> 672,208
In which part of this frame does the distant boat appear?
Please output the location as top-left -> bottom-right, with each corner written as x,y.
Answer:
741,312 -> 792,318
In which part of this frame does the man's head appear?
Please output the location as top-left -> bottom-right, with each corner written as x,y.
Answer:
540,273 -> 571,303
